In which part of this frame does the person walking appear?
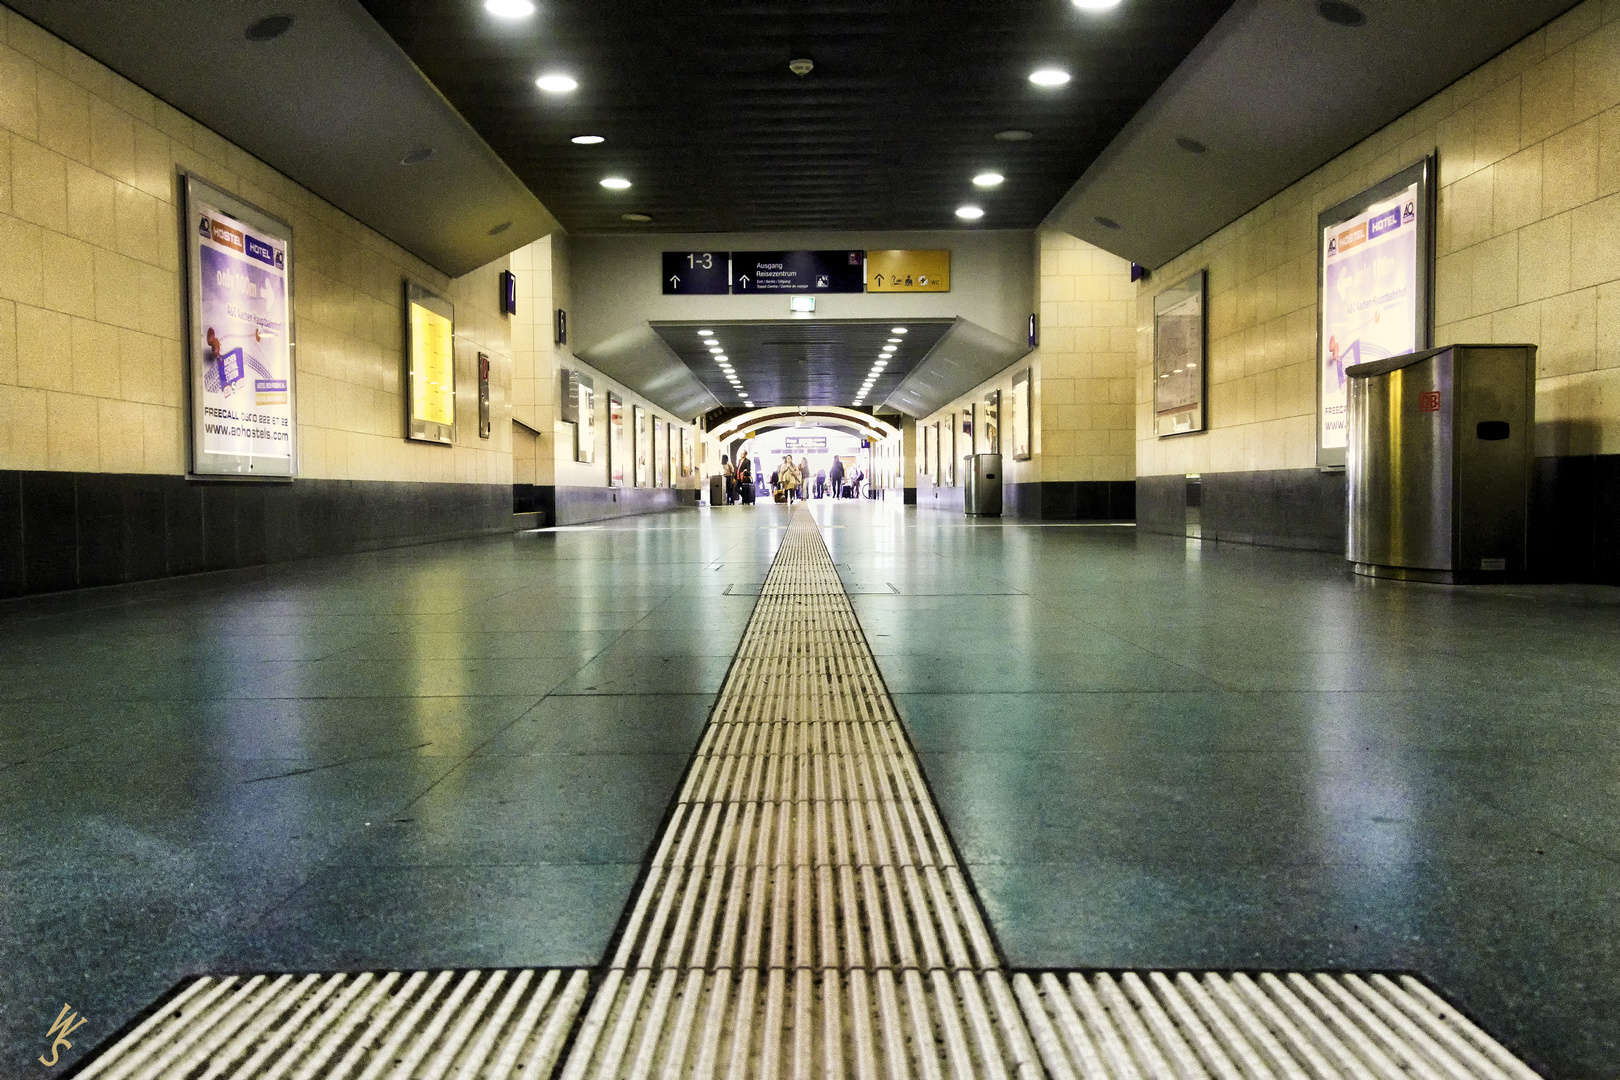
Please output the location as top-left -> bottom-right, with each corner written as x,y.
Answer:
721,454 -> 736,504
829,456 -> 845,499
797,457 -> 810,501
778,456 -> 802,504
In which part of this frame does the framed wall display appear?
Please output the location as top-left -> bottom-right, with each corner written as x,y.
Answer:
946,413 -> 957,486
921,424 -> 931,485
608,394 -> 626,487
634,405 -> 649,487
573,371 -> 596,463
654,418 -> 667,487
1153,270 -> 1207,437
183,174 -> 296,477
680,426 -> 694,479
1318,154 -> 1437,467
1011,369 -> 1031,460
983,390 -> 1001,455
404,280 -> 457,445
477,353 -> 491,439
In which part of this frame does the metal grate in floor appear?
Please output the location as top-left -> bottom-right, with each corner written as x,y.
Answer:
69,509 -> 1541,1079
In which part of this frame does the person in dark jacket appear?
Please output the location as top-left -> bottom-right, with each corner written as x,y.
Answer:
829,457 -> 845,499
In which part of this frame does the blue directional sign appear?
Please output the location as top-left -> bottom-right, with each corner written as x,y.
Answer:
663,251 -> 730,294
733,251 -> 865,293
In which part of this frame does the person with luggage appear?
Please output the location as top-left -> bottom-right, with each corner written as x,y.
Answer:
721,454 -> 736,504
829,457 -> 845,500
736,450 -> 754,504
797,457 -> 810,501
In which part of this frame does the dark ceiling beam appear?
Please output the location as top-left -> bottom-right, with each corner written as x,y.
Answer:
1047,0 -> 1582,269
8,0 -> 558,277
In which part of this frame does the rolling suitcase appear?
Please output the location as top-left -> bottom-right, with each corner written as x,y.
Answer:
740,481 -> 755,505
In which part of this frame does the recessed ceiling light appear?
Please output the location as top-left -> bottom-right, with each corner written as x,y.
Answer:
485,0 -> 535,16
709,347 -> 723,354
244,14 -> 294,41
696,329 -> 713,336
704,338 -> 719,346
488,221 -> 512,236
1316,0 -> 1366,27
1095,215 -> 1122,230
600,177 -> 631,189
882,346 -> 897,352
400,147 -> 435,165
995,129 -> 1033,142
973,172 -> 1005,187
536,74 -> 578,93
571,135 -> 605,145
956,205 -> 985,220
1029,68 -> 1071,87
1072,0 -> 1121,9
1175,136 -> 1208,154
887,338 -> 901,343
892,327 -> 907,334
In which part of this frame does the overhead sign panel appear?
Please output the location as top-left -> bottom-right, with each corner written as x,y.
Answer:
733,250 -> 865,293
663,251 -> 730,294
866,249 -> 950,292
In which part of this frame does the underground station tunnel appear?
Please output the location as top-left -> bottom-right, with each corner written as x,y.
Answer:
3,0 -> 1620,1077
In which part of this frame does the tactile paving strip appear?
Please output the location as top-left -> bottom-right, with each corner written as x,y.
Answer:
70,509 -> 1542,1079
75,968 -> 589,1080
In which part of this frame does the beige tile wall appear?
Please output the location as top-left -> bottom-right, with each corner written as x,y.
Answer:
0,5 -> 513,484
915,228 -> 1134,487
511,231 -> 694,489
1138,0 -> 1620,478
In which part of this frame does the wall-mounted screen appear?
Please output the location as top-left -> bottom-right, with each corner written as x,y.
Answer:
634,405 -> 649,487
609,394 -> 625,487
1011,369 -> 1031,461
183,174 -> 296,477
1318,154 -> 1436,467
405,280 -> 456,445
1154,269 -> 1207,437
569,370 -> 595,463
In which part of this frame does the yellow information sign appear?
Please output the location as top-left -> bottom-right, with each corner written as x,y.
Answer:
866,249 -> 950,292
409,301 -> 455,426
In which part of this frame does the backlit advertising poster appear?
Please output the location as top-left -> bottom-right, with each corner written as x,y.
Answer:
1318,156 -> 1435,466
609,394 -> 625,487
634,406 -> 649,487
406,281 -> 456,445
654,418 -> 667,487
184,175 -> 295,477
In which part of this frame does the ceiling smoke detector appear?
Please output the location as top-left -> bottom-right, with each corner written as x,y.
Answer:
789,58 -> 815,77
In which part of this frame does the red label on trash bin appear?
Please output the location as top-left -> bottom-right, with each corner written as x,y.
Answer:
1419,391 -> 1441,413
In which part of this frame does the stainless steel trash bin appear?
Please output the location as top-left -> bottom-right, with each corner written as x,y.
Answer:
1346,343 -> 1535,583
964,454 -> 1003,516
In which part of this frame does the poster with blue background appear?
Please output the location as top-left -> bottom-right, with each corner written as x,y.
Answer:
197,204 -> 292,461
1320,183 -> 1419,452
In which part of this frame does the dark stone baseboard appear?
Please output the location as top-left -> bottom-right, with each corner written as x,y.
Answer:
1004,481 -> 1136,520
553,485 -> 690,526
1137,469 -> 1347,553
1137,458 -> 1620,583
0,471 -> 513,598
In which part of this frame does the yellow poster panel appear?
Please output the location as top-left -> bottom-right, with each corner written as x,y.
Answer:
410,302 -> 455,426
866,249 -> 950,292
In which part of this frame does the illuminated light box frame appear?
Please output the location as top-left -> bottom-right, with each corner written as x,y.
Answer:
1317,154 -> 1437,467
405,280 -> 457,445
1153,269 -> 1207,438
183,173 -> 297,478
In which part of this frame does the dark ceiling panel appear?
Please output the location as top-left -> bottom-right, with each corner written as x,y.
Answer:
359,0 -> 1235,233
651,320 -> 954,408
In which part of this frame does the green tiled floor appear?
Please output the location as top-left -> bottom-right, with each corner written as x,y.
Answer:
4,500 -> 1620,1077
818,502 -> 1620,1079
